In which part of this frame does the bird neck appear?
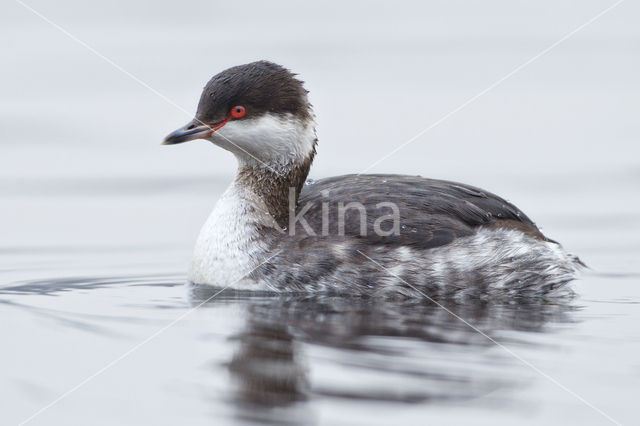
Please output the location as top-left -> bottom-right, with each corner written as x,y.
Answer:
234,153 -> 315,228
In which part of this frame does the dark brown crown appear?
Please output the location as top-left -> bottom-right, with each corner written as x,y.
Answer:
195,61 -> 311,124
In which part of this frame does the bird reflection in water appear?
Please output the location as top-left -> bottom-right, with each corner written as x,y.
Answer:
191,287 -> 576,423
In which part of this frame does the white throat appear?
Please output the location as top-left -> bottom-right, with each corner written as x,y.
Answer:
209,112 -> 316,167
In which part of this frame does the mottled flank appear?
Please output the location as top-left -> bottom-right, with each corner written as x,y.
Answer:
252,226 -> 578,302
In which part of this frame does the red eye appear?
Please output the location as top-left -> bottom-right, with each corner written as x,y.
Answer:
230,105 -> 246,118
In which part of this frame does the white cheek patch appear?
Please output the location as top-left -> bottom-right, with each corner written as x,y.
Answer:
210,113 -> 316,165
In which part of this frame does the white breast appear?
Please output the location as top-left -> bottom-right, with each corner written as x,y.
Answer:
188,183 -> 270,289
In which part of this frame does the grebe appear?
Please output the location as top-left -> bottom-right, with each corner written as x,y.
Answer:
163,61 -> 580,299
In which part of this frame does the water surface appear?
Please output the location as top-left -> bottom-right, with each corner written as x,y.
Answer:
2,173 -> 639,425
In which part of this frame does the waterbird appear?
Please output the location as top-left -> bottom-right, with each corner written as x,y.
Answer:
163,61 -> 580,299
